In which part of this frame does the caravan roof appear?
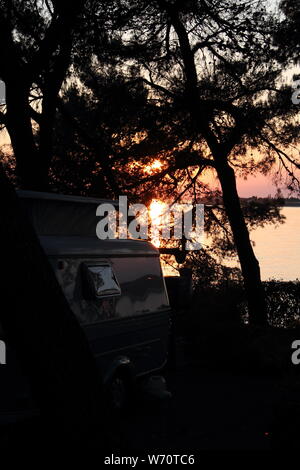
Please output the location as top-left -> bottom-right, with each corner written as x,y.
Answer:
17,190 -> 119,237
17,190 -> 118,206
17,190 -> 158,256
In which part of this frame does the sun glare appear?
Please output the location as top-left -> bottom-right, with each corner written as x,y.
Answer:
149,199 -> 168,248
149,199 -> 166,221
143,159 -> 163,175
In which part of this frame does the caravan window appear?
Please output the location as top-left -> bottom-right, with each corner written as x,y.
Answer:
83,264 -> 121,299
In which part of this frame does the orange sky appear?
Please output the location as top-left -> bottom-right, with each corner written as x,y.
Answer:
208,171 -> 281,198
0,130 -> 291,197
237,174 -> 281,198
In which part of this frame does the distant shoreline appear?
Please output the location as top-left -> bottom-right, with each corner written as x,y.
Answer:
240,198 -> 300,207
282,202 -> 300,207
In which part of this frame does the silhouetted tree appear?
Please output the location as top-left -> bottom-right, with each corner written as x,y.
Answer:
1,0 -> 299,329
77,0 -> 298,326
0,0 -> 86,189
0,1 -> 111,448
275,0 -> 300,61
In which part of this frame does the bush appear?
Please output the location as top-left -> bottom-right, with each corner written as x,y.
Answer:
264,280 -> 300,328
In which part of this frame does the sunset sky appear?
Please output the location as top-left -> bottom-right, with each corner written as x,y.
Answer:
237,174 -> 282,198
209,171 -> 283,198
0,128 -> 291,198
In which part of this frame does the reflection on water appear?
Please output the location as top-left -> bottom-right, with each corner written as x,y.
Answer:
250,207 -> 300,281
209,207 -> 300,281
161,207 -> 300,281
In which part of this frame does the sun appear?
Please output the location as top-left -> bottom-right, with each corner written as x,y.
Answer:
151,160 -> 163,171
143,159 -> 163,175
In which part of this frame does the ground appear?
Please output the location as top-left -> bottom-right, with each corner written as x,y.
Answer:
118,358 -> 282,452
1,323 -> 300,453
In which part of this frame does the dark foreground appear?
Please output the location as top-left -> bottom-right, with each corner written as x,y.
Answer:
117,365 -> 278,453
1,327 -> 300,454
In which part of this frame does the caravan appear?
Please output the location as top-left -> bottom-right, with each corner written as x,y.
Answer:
0,191 -> 171,417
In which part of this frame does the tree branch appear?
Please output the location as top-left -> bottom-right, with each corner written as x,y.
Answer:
140,78 -> 175,99
260,132 -> 300,170
29,105 -> 41,125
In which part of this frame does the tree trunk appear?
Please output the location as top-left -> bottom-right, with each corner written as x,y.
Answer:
0,166 -> 106,448
214,157 -> 267,326
165,5 -> 268,327
39,88 -> 58,182
5,82 -> 50,191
